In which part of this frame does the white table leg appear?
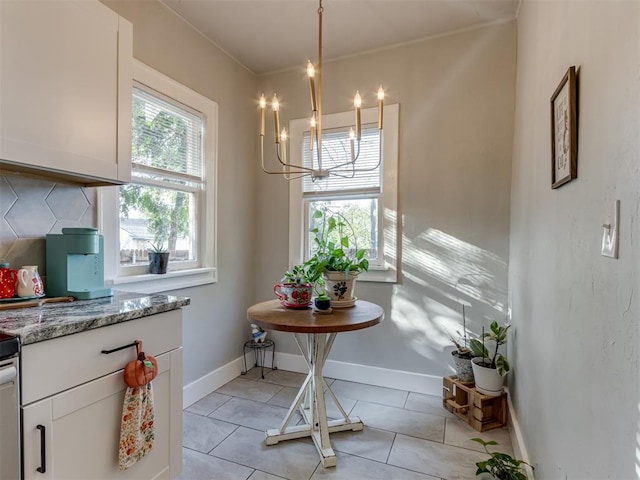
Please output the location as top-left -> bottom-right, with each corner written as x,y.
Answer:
265,332 -> 363,468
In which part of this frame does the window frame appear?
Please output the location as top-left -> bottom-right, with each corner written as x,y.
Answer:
100,60 -> 218,293
288,104 -> 399,283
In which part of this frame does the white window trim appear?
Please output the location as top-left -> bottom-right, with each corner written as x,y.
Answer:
288,103 -> 399,283
99,60 -> 218,293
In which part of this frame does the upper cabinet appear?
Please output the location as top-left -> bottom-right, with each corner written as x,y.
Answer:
0,0 -> 132,186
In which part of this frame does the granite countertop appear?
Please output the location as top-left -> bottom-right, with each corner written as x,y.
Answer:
0,290 -> 190,346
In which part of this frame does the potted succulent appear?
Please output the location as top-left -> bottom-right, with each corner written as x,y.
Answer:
471,438 -> 531,480
313,292 -> 331,311
148,240 -> 169,274
303,209 -> 369,304
470,320 -> 511,396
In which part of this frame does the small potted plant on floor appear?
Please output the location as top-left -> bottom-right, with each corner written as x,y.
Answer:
471,438 -> 531,480
303,209 -> 369,305
148,240 -> 169,274
470,320 -> 511,396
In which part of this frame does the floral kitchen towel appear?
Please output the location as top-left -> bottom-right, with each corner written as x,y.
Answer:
118,383 -> 155,470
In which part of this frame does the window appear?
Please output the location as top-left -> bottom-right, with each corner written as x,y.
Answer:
288,104 -> 399,283
101,60 -> 217,292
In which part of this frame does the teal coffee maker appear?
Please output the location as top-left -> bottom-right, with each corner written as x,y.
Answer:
46,228 -> 112,299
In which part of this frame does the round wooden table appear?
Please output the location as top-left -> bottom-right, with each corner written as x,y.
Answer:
247,299 -> 384,468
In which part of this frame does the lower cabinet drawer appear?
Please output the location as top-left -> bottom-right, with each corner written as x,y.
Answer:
22,310 -> 182,405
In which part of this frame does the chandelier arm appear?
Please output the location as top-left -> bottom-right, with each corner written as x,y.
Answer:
260,135 -> 313,176
327,169 -> 356,179
276,148 -> 316,172
325,138 -> 383,174
324,141 -> 362,172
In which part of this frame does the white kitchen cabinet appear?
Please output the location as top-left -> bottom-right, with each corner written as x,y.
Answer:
0,0 -> 132,186
21,311 -> 183,480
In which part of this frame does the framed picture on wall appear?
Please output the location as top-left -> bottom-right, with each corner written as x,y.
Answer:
550,66 -> 578,189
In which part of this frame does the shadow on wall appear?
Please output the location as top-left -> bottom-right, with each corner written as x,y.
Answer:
393,227 -> 507,364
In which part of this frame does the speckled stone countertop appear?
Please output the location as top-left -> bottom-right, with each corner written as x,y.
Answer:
0,290 -> 190,346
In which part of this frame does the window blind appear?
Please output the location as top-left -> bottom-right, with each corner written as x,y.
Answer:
302,125 -> 381,196
132,86 -> 204,182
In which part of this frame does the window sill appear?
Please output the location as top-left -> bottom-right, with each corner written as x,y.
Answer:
107,267 -> 217,294
356,266 -> 397,283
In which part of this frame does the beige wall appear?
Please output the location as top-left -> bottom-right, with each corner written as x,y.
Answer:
103,0 -> 259,385
255,23 -> 516,380
510,1 -> 639,477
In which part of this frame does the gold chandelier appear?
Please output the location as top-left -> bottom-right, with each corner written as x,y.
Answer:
259,0 -> 384,181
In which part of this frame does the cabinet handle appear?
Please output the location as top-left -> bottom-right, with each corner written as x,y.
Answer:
101,340 -> 139,355
36,424 -> 46,474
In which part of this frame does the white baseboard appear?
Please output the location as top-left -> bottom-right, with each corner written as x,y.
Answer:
274,352 -> 443,396
182,356 -> 244,409
505,387 -> 535,479
182,349 -> 444,409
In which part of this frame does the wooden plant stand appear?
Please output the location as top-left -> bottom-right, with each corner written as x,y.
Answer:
442,376 -> 507,432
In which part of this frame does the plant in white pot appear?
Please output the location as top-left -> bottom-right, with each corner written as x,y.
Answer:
303,209 -> 369,305
470,321 -> 511,396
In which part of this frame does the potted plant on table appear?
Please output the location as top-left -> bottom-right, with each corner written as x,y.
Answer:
303,209 -> 369,305
470,320 -> 511,396
275,264 -> 315,309
148,240 -> 169,274
471,438 -> 531,480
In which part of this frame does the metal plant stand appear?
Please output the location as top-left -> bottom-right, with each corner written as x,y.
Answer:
241,339 -> 276,379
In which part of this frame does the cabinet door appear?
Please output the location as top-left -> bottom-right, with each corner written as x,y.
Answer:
0,0 -> 132,185
22,349 -> 183,480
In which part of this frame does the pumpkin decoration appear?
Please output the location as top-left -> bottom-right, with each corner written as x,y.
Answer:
123,341 -> 158,388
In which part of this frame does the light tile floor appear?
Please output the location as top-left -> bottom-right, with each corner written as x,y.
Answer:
180,368 -> 513,480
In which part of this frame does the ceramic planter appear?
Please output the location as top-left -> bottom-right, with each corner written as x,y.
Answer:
471,357 -> 505,396
322,271 -> 358,302
273,283 -> 313,308
314,297 -> 331,310
451,351 -> 474,383
148,252 -> 169,274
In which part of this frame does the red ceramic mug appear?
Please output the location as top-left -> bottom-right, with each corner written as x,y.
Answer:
0,266 -> 17,299
273,283 -> 313,309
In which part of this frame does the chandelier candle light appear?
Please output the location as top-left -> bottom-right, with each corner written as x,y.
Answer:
258,0 -> 384,180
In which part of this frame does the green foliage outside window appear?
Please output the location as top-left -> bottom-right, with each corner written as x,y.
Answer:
120,97 -> 192,255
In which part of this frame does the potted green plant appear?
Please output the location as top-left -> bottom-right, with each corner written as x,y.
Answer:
471,438 -> 531,480
148,240 -> 169,274
470,320 -> 511,396
303,209 -> 369,304
275,264 -> 314,309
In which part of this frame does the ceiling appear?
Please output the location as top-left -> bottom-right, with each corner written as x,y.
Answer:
159,0 -> 520,75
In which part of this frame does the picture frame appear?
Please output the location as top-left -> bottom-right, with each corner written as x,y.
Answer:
550,66 -> 578,189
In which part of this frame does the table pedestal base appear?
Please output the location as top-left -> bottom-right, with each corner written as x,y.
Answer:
266,416 -> 363,467
264,332 -> 362,467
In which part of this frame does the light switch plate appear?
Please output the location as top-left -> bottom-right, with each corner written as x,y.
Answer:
601,200 -> 619,258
